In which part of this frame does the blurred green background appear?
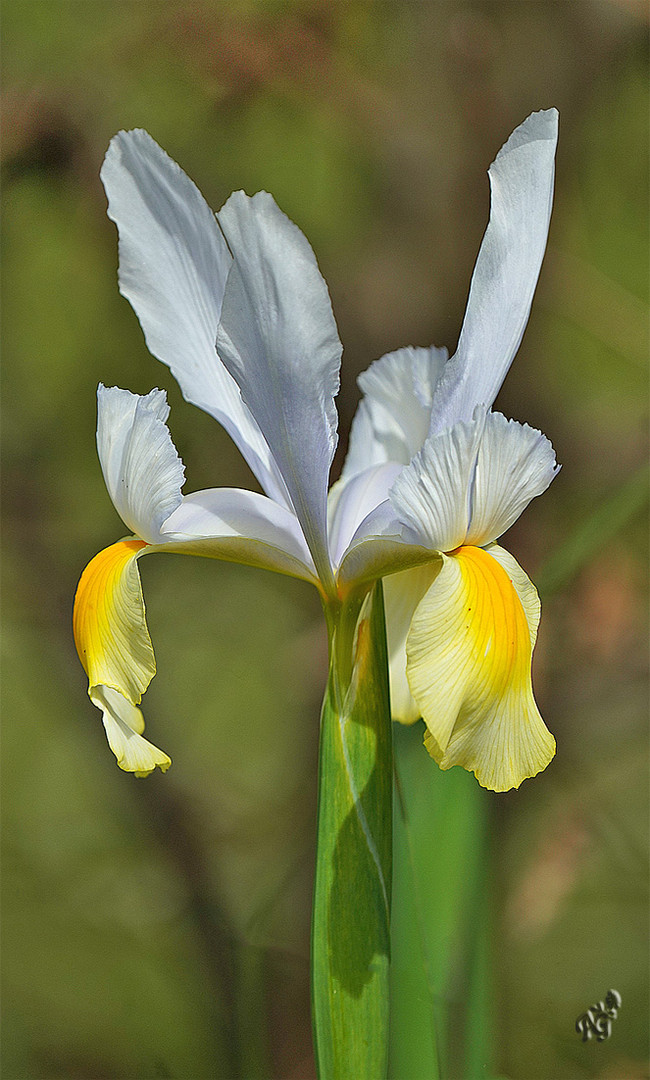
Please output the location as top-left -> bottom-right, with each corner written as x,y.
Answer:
2,2 -> 648,1078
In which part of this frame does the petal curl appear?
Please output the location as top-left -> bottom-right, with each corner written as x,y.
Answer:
216,191 -> 342,587
73,539 -> 170,776
101,131 -> 287,505
465,412 -> 559,547
406,545 -> 555,791
431,109 -> 558,433
97,385 -> 185,544
342,345 -> 447,478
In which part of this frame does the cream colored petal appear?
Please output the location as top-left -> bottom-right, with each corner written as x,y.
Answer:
383,563 -> 441,724
406,545 -> 555,791
92,686 -> 171,777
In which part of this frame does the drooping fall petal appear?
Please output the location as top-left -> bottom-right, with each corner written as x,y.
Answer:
73,539 -> 170,776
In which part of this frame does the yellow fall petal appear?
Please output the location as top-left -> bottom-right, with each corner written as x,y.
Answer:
73,539 -> 170,775
406,544 -> 555,792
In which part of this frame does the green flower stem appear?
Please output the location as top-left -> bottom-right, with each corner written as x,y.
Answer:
311,581 -> 393,1080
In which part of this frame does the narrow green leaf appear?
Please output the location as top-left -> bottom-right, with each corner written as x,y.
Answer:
389,725 -> 492,1080
311,582 -> 392,1080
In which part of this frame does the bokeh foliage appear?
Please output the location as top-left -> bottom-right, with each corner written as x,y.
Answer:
2,2 -> 648,1077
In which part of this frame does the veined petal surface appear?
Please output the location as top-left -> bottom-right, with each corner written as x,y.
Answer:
430,109 -> 558,433
465,412 -> 559,547
216,191 -> 342,587
97,385 -> 185,544
101,131 -> 287,505
389,410 -> 487,552
73,539 -> 170,776
406,544 -> 555,791
342,346 -> 447,479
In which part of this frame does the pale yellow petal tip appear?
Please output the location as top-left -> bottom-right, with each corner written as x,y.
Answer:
424,725 -> 556,792
91,685 -> 171,778
391,700 -> 422,726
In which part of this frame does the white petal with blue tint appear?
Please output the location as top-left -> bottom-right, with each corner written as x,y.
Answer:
101,131 -> 287,505
216,191 -> 342,588
343,346 -> 448,478
160,487 -> 318,583
430,109 -> 558,433
465,412 -> 559,547
97,385 -> 185,544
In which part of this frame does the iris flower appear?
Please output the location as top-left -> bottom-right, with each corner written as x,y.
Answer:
74,109 -> 559,792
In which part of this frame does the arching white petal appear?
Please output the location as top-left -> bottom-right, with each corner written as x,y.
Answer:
159,487 -> 317,583
383,563 -> 441,724
97,385 -> 185,545
216,191 -> 341,588
100,131 -> 287,505
406,545 -> 555,792
328,462 -> 403,568
430,109 -> 558,434
389,410 -> 487,552
465,412 -> 559,546
73,538 -> 171,776
342,346 -> 448,478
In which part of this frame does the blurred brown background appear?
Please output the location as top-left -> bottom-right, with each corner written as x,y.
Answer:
2,2 -> 648,1078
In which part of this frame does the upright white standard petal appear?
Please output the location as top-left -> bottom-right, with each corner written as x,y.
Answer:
97,385 -> 185,544
216,191 -> 342,590
101,131 -> 288,505
342,346 -> 448,479
430,109 -> 558,433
